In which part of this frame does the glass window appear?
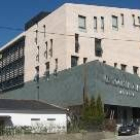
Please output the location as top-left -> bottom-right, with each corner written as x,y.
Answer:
95,38 -> 102,57
132,14 -> 135,25
78,15 -> 86,30
121,14 -> 124,26
101,17 -> 104,31
112,16 -> 118,30
71,56 -> 78,67
133,66 -> 138,75
138,16 -> 140,24
75,34 -> 80,53
121,64 -> 127,71
94,16 -> 97,31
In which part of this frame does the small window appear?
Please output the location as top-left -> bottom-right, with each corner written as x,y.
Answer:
121,14 -> 124,26
31,118 -> 40,121
103,61 -> 106,64
133,66 -> 138,75
34,66 -> 39,82
43,25 -> 46,38
45,62 -> 50,79
112,15 -> 118,30
71,56 -> 78,67
114,63 -> 117,68
121,64 -> 127,71
83,58 -> 87,63
101,17 -> 104,31
78,15 -> 86,30
95,38 -> 102,57
44,42 -> 48,59
36,46 -> 39,62
138,16 -> 140,24
54,58 -> 58,75
75,34 -> 80,53
50,39 -> 53,57
35,30 -> 38,44
132,14 -> 135,25
94,16 -> 97,31
47,118 -> 56,121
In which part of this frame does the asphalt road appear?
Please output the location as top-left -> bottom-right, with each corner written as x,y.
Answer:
104,134 -> 140,140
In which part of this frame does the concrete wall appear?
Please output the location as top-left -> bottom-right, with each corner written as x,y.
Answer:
65,3 -> 140,74
1,61 -> 140,109
24,4 -> 67,82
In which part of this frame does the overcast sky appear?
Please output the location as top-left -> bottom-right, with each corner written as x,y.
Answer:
0,0 -> 139,47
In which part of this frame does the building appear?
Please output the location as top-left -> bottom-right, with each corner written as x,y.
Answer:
0,3 -> 140,126
1,60 -> 140,127
0,99 -> 67,133
0,3 -> 140,92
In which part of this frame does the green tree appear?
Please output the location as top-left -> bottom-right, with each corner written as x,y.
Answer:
96,94 -> 104,125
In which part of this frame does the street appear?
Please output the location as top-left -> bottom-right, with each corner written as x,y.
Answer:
104,134 -> 140,140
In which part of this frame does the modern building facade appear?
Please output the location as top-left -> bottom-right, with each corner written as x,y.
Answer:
0,3 -> 140,126
0,3 -> 140,92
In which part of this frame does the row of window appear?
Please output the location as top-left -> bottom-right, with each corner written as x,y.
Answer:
78,13 -> 140,31
75,34 -> 103,57
35,58 -> 58,81
103,61 -> 139,75
36,39 -> 53,62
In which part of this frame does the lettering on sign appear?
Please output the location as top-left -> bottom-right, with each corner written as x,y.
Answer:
103,75 -> 140,97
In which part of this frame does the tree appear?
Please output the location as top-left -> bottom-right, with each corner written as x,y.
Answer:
96,94 -> 104,125
81,94 -> 105,130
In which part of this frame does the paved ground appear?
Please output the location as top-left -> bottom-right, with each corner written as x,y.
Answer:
104,134 -> 140,140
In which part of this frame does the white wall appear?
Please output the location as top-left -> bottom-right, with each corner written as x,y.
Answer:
0,111 -> 67,133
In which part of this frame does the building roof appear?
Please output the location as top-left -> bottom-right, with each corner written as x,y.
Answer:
0,99 -> 66,112
25,11 -> 50,30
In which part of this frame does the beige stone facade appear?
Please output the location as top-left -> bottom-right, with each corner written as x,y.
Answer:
1,3 -> 140,82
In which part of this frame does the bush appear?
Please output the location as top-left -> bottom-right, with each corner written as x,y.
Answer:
104,119 -> 117,132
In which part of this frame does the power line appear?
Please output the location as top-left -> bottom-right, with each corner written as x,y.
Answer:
0,25 -> 140,43
0,26 -> 23,31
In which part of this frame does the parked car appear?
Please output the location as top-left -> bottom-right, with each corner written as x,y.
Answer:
118,123 -> 139,136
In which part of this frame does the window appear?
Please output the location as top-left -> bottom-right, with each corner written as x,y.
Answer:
101,17 -> 104,31
132,14 -> 135,25
138,16 -> 140,24
103,61 -> 106,64
94,16 -> 97,31
44,42 -> 48,59
45,62 -> 50,79
49,39 -> 53,57
83,58 -> 87,64
75,34 -> 80,53
35,30 -> 38,44
36,46 -> 39,62
43,25 -> 46,38
31,118 -> 40,126
95,38 -> 102,57
78,15 -> 86,30
114,63 -> 117,68
34,66 -> 39,82
47,118 -> 56,121
133,66 -> 138,75
121,64 -> 127,71
112,16 -> 118,30
121,14 -> 124,26
71,56 -> 78,67
54,58 -> 58,75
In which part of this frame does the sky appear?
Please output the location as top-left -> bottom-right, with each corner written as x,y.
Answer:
0,0 -> 139,47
